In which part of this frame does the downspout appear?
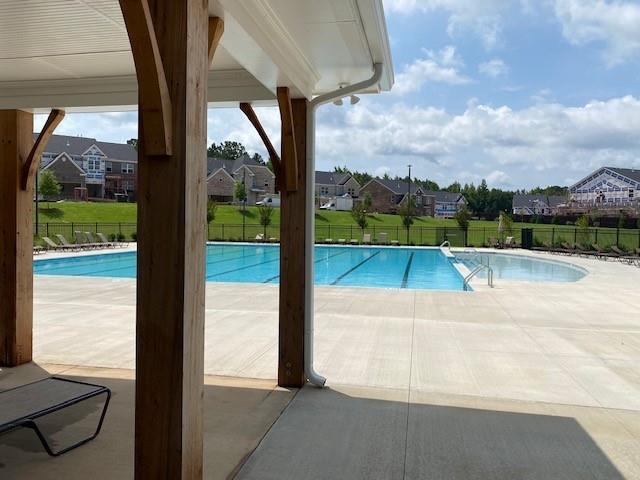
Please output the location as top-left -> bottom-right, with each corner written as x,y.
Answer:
305,63 -> 384,387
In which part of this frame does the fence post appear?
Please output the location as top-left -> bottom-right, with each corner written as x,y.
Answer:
551,227 -> 555,245
222,224 -> 224,239
483,227 -> 486,246
574,228 -> 577,244
616,228 -> 620,248
595,229 -> 598,245
328,225 -> 331,239
396,226 -> 399,243
350,225 -> 353,240
420,227 -> 423,245
46,223 -> 49,237
118,223 -> 122,235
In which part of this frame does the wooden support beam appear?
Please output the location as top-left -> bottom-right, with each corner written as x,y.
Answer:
21,109 -> 65,191
125,1 -> 211,479
277,87 -> 298,192
208,17 -> 224,65
239,102 -> 282,190
278,98 -> 308,388
0,110 -> 34,367
119,0 -> 172,157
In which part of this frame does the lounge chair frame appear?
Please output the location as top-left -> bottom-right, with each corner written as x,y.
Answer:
0,377 -> 111,457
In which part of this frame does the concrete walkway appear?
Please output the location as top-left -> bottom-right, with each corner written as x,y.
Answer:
25,249 -> 640,478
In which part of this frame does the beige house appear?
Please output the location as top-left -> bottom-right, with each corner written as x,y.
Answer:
206,156 -> 275,204
315,171 -> 361,205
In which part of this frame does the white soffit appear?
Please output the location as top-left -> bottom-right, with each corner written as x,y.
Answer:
0,0 -> 393,110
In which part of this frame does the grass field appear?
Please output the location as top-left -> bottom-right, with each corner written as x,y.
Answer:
34,201 -> 640,250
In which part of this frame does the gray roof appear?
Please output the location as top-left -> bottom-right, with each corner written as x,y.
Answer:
425,190 -> 466,203
373,178 -> 423,195
36,134 -> 137,162
607,167 -> 640,183
315,171 -> 352,186
206,155 -> 268,176
513,194 -> 566,209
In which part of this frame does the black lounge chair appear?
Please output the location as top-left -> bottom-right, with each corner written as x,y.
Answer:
0,377 -> 110,456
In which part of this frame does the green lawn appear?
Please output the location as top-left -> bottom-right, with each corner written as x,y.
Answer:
33,201 -> 640,250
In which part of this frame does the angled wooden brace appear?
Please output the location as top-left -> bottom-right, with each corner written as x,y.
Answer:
239,103 -> 283,191
277,87 -> 298,192
21,109 -> 65,191
119,0 -> 172,156
208,17 -> 224,65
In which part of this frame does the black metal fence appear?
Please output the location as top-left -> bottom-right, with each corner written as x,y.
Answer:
35,222 -> 640,251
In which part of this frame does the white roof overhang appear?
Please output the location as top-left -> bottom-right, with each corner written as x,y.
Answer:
0,0 -> 393,112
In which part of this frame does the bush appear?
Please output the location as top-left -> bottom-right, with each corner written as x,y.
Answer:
108,233 -> 117,242
117,232 -> 126,242
131,232 -> 137,242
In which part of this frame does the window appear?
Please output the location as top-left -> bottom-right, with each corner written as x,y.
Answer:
105,161 -> 113,173
123,163 -> 135,174
264,181 -> 270,187
320,186 -> 329,196
347,188 -> 355,197
630,189 -> 635,199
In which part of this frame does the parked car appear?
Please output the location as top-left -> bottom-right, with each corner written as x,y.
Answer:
256,196 -> 280,207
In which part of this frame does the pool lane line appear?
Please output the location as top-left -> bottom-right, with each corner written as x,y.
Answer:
262,249 -> 351,284
401,252 -> 415,289
330,251 -> 381,286
206,254 -> 281,280
205,247 -> 279,268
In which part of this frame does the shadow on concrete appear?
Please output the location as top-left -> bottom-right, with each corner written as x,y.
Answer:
0,364 -> 293,480
237,386 -> 628,480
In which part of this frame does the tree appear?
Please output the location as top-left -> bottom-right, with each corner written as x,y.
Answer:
38,170 -> 61,209
208,141 -> 247,159
575,214 -> 591,246
454,204 -> 471,230
234,181 -> 247,204
446,181 -> 461,193
257,204 -> 274,237
398,196 -> 416,243
206,200 -> 217,224
363,192 -> 373,211
126,138 -> 138,150
351,202 -> 368,233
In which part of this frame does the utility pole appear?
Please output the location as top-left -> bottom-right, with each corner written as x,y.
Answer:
407,164 -> 412,244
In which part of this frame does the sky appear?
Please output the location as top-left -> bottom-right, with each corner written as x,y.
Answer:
35,0 -> 640,190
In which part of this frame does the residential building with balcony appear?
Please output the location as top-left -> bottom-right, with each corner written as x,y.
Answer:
38,134 -> 137,201
206,155 -> 275,204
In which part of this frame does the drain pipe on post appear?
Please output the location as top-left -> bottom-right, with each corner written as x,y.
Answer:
304,63 -> 384,387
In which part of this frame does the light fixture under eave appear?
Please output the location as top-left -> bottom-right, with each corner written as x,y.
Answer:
350,95 -> 360,105
333,98 -> 344,106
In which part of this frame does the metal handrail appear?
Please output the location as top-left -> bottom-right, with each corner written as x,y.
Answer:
463,264 -> 494,290
440,240 -> 451,248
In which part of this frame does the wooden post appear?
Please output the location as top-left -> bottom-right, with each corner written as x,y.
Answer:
279,99 -> 308,388
0,110 -> 33,367
121,0 -> 210,478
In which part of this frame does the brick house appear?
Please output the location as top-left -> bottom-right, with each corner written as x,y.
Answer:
39,134 -> 137,200
315,171 -> 361,205
206,155 -> 275,204
359,178 -> 435,215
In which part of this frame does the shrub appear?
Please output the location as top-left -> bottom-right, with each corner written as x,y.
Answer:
117,232 -> 126,242
131,232 -> 137,242
108,233 -> 117,242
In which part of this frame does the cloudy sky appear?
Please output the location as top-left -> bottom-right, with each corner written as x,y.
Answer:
36,0 -> 640,190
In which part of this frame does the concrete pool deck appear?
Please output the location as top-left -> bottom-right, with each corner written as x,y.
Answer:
4,248 -> 640,478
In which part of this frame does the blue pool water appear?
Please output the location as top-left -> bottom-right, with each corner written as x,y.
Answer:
34,244 -> 467,291
455,252 -> 587,282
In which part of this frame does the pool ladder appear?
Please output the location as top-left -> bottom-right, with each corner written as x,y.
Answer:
464,263 -> 494,290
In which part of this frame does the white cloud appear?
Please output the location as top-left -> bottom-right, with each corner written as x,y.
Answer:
553,0 -> 640,65
478,58 -> 509,77
37,95 -> 640,189
394,46 -> 471,95
383,0 -> 510,49
478,58 -> 509,78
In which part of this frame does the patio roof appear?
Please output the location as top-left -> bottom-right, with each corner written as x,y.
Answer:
0,0 -> 394,110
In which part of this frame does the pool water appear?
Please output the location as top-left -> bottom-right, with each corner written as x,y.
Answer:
34,244 -> 467,291
455,252 -> 587,283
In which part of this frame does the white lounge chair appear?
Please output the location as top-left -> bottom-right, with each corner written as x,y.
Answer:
362,233 -> 371,245
378,232 -> 388,245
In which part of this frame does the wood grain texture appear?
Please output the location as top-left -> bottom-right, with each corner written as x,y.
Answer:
0,110 -> 34,367
21,109 -> 65,190
278,98 -> 308,388
132,0 -> 208,478
208,17 -> 224,65
119,0 -> 172,156
239,102 -> 282,191
277,87 -> 298,192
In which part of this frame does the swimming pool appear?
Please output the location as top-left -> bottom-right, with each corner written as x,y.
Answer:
34,244 -> 467,291
454,251 -> 587,283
